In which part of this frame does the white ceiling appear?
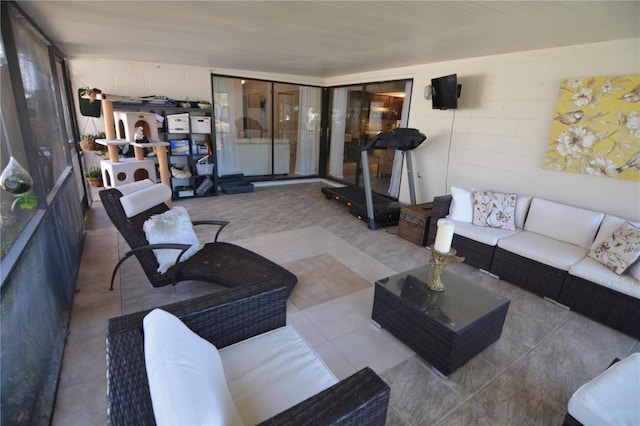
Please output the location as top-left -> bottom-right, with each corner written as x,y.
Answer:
16,1 -> 640,78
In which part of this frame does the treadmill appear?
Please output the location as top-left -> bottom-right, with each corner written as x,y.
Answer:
322,128 -> 427,230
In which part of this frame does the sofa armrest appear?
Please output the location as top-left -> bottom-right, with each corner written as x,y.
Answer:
106,281 -> 288,426
258,367 -> 390,426
427,195 -> 453,246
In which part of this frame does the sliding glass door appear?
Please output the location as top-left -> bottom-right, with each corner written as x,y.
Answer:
212,75 -> 322,178
327,79 -> 412,198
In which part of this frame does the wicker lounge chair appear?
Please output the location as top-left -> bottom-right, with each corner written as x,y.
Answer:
106,281 -> 390,425
99,186 -> 297,294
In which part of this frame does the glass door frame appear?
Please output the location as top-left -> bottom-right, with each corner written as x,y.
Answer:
211,74 -> 325,182
324,78 -> 414,200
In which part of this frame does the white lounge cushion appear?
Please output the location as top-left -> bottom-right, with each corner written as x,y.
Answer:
219,326 -> 338,425
143,309 -> 244,426
450,219 -> 519,246
119,182 -> 172,218
524,198 -> 604,249
497,231 -> 587,271
116,178 -> 155,196
569,256 -> 640,299
143,206 -> 203,274
568,353 -> 640,426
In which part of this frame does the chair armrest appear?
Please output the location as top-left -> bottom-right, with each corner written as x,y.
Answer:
426,194 -> 453,246
258,367 -> 390,426
108,243 -> 191,290
192,220 -> 230,242
107,281 -> 288,426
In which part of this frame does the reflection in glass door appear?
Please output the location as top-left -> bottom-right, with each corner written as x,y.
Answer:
327,79 -> 412,198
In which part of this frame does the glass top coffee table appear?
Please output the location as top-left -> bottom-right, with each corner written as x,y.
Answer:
372,264 -> 510,377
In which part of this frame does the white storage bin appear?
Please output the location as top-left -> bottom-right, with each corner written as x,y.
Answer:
190,116 -> 211,134
167,113 -> 189,133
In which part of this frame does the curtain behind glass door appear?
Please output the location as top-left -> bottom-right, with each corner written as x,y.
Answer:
327,80 -> 412,198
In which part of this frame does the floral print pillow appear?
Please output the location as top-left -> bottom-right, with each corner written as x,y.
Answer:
589,221 -> 640,275
472,191 -> 517,230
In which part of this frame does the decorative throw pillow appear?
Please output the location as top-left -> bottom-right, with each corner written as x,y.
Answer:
143,309 -> 244,426
449,186 -> 473,222
472,191 -> 517,230
143,206 -> 204,274
588,221 -> 640,275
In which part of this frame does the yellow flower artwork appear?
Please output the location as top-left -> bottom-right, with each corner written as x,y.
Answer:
544,74 -> 640,181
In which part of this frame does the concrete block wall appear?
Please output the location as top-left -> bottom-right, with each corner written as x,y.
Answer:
70,37 -> 640,221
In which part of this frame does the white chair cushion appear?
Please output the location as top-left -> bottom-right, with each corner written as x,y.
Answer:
219,326 -> 338,425
119,183 -> 172,218
524,198 -> 604,249
450,219 -> 519,246
143,206 -> 203,274
143,309 -> 244,426
115,178 -> 155,196
497,231 -> 587,271
568,353 -> 640,426
448,186 -> 473,223
569,256 -> 640,299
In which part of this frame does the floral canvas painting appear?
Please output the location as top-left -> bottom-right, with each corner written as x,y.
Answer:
544,74 -> 640,181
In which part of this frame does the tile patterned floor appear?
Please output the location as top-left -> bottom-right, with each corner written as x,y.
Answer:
54,182 -> 638,425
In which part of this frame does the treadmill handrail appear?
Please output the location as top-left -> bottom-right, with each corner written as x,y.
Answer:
360,128 -> 426,152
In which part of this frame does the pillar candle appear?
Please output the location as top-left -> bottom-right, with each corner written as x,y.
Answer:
434,219 -> 455,253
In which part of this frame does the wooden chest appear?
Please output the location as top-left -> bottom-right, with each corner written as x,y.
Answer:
398,202 -> 433,246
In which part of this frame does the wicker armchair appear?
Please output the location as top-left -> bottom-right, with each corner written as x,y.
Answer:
99,187 -> 297,294
106,281 -> 391,425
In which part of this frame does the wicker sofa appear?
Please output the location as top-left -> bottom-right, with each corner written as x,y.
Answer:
106,281 -> 390,425
427,191 -> 640,339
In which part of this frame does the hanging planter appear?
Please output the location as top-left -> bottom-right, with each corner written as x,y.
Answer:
80,132 -> 106,151
84,167 -> 104,187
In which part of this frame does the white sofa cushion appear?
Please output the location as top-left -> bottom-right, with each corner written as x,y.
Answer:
472,191 -> 517,230
514,195 -> 532,230
119,182 -> 172,218
568,353 -> 640,426
143,206 -> 203,274
143,309 -> 244,426
450,219 -> 519,246
449,186 -> 473,222
569,256 -> 640,299
497,231 -> 588,271
524,198 -> 604,249
219,326 -> 338,425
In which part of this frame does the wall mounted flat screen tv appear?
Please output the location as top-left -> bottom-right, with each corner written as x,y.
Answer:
431,74 -> 461,110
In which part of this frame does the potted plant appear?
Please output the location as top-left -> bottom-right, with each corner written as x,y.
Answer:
84,167 -> 103,187
80,132 -> 106,151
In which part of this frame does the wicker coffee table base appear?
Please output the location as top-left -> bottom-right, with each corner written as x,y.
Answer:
372,280 -> 509,377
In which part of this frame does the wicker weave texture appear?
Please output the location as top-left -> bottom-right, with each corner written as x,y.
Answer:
99,187 -> 297,294
107,282 -> 389,425
490,247 -> 566,300
398,203 -> 433,246
427,195 -> 452,247
559,274 -> 640,339
563,413 -> 584,426
372,283 -> 508,376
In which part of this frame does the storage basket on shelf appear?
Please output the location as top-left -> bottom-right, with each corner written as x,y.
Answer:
196,156 -> 214,176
